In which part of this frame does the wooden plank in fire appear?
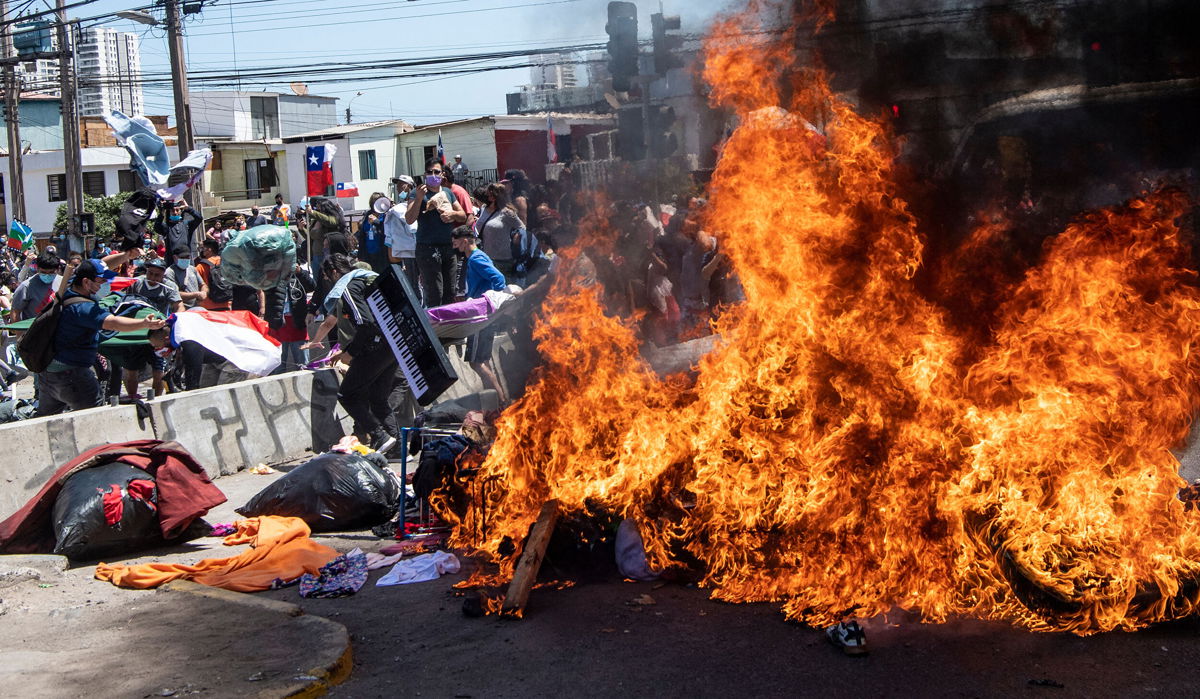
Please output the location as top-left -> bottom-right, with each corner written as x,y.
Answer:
501,499 -> 561,618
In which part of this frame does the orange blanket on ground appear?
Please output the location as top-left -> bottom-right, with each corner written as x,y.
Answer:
95,516 -> 339,592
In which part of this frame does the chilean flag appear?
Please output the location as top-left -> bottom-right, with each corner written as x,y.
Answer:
437,130 -> 445,165
306,143 -> 337,196
546,115 -> 558,163
170,309 -> 282,375
335,182 -> 359,198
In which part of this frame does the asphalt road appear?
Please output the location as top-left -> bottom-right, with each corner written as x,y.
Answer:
262,546 -> 1200,698
10,464 -> 1200,698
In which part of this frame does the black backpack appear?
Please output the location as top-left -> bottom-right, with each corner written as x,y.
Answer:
198,258 -> 234,304
17,295 -> 90,373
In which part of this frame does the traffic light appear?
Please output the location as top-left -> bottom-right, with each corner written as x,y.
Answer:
606,1 -> 639,93
651,13 -> 683,76
648,104 -> 678,158
617,105 -> 646,161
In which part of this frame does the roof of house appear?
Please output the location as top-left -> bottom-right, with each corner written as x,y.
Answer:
281,119 -> 413,142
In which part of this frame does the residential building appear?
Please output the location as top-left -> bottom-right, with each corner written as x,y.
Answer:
281,120 -> 412,213
12,20 -> 59,96
0,147 -> 142,234
193,90 -> 340,217
395,114 -> 616,189
0,92 -> 65,151
530,53 -> 579,90
190,91 -> 339,141
76,27 -> 144,118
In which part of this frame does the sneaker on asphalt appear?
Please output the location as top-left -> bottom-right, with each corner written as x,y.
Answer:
370,430 -> 397,454
826,619 -> 868,656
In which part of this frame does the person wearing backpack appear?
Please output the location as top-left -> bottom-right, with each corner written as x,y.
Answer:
264,263 -> 314,373
33,260 -> 165,416
196,239 -> 233,311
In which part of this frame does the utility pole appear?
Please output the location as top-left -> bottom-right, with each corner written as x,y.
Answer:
56,0 -> 83,253
164,0 -> 197,207
1,0 -> 27,225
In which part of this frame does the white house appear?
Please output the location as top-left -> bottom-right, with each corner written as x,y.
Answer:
1,147 -> 136,235
190,90 -> 339,141
281,120 -> 412,213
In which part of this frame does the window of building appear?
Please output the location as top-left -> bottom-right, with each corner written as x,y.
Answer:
47,174 -> 66,202
118,169 -> 139,193
358,149 -> 377,180
243,158 -> 277,199
82,171 -> 106,197
250,96 -> 279,140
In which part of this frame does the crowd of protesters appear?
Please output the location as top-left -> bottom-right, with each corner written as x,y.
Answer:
0,162 -> 736,441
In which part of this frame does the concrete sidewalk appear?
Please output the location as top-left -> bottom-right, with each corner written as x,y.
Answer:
0,465 -> 362,699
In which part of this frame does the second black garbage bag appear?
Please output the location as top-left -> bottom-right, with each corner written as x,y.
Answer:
236,451 -> 402,533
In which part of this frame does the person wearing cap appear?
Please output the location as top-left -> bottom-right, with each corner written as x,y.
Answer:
450,225 -> 507,401
125,257 -> 185,317
165,244 -> 208,309
385,175 -> 420,294
451,155 -> 469,183
35,259 -> 165,416
118,256 -> 183,397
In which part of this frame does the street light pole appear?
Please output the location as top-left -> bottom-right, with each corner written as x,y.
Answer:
163,0 -> 199,210
56,0 -> 83,252
164,0 -> 192,160
1,0 -> 27,225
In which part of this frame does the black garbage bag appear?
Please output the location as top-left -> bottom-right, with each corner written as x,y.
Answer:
53,463 -> 163,560
236,452 -> 401,533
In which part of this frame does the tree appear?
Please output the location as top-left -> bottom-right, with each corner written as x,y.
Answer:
53,191 -> 132,240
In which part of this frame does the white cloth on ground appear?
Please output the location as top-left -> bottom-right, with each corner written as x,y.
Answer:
375,550 -> 460,586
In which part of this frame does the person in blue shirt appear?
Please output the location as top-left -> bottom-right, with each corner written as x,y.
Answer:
36,259 -> 166,416
450,225 -> 507,402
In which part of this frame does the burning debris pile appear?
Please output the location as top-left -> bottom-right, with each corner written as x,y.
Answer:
448,1 -> 1200,633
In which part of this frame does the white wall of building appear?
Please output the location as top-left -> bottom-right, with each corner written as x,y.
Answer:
397,119 -> 498,180
282,126 -> 401,212
3,147 -> 132,233
192,92 -> 338,141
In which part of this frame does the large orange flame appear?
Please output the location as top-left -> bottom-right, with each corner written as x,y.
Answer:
448,1 -> 1200,633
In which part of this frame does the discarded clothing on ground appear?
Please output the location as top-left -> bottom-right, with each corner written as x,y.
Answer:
95,516 -> 339,592
365,551 -> 405,571
0,440 -> 226,555
53,463 -> 208,561
220,225 -> 298,290
412,434 -> 473,500
375,551 -> 460,586
236,451 -> 402,533
615,519 -> 660,582
299,547 -> 367,598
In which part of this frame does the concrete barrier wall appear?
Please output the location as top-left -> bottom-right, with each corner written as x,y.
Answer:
150,369 -> 345,478
0,404 -> 154,522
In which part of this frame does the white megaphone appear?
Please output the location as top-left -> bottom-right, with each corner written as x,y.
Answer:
372,196 -> 393,215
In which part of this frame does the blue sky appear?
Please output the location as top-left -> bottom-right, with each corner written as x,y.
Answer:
69,0 -> 734,128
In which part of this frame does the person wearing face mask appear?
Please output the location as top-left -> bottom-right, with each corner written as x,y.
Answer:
405,157 -> 467,307
165,245 -> 208,309
155,200 -> 202,265
35,260 -> 165,415
10,251 -> 63,323
117,258 -> 183,397
385,175 -> 420,294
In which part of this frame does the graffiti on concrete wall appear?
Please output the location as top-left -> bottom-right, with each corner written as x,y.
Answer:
152,370 -> 345,476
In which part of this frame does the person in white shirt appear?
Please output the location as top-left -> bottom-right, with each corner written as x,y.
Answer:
385,175 -> 420,297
